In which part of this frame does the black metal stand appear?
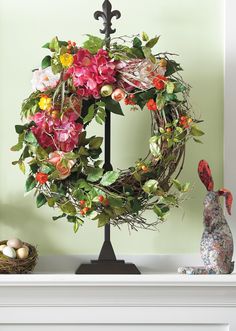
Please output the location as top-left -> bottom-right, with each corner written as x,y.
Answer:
76,0 -> 140,274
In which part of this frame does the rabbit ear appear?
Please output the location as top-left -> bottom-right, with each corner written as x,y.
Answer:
218,188 -> 233,215
198,160 -> 214,191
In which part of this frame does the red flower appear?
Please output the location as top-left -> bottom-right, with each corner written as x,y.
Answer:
124,94 -> 136,105
36,172 -> 48,185
153,75 -> 167,90
146,99 -> 157,111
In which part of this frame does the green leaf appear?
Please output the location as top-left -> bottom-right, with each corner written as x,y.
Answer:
182,182 -> 190,193
102,97 -> 124,116
73,220 -> 79,233
83,35 -> 104,54
11,132 -> 25,151
95,212 -> 110,227
42,42 -> 50,49
156,94 -> 165,110
18,161 -> 26,174
166,81 -> 175,94
95,106 -> 106,124
83,104 -> 95,124
142,46 -> 152,59
153,205 -> 163,217
165,60 -> 182,76
149,136 -> 161,157
47,197 -> 56,207
173,82 -> 186,93
190,125 -> 204,137
36,193 -> 47,208
89,137 -> 103,149
141,32 -> 149,41
172,179 -> 182,191
49,36 -> 60,52
60,201 -> 76,216
133,37 -> 142,48
87,167 -> 103,182
146,36 -> 160,48
51,55 -> 63,74
15,125 -> 25,134
41,55 -> 51,69
100,171 -> 120,186
142,179 -> 158,194
25,131 -> 38,145
193,138 -> 203,144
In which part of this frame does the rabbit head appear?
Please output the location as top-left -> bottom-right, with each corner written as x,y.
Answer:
198,160 -> 233,215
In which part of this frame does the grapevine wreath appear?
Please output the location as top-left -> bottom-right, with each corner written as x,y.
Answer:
12,34 -> 203,232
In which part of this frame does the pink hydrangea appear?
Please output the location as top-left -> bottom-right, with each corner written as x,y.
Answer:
66,49 -> 116,98
31,67 -> 60,92
31,110 -> 83,152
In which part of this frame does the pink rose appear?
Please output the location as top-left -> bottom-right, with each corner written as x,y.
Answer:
31,67 -> 60,92
111,88 -> 126,102
48,151 -> 75,180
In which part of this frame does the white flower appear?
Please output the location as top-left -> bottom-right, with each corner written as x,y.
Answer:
31,67 -> 60,92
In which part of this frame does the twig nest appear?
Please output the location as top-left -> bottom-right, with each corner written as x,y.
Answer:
2,246 -> 16,259
7,238 -> 22,249
0,240 -> 38,274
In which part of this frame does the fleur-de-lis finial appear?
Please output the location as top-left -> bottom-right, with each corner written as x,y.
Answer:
94,0 -> 121,41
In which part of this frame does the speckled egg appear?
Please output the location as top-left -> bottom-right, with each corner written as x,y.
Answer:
16,247 -> 29,259
0,244 -> 6,252
3,246 -> 16,259
7,238 -> 22,249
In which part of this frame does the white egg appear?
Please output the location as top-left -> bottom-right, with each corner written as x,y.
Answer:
7,238 -> 22,249
0,244 -> 6,252
16,247 -> 29,259
3,246 -> 16,259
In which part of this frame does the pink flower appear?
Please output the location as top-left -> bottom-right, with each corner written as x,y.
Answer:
48,151 -> 75,179
31,67 -> 60,92
31,110 -> 83,152
66,48 -> 117,98
111,88 -> 126,102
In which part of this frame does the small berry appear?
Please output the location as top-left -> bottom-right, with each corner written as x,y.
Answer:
166,128 -> 172,133
83,207 -> 90,214
103,199 -> 109,206
141,165 -> 148,172
98,195 -> 104,203
79,200 -> 86,206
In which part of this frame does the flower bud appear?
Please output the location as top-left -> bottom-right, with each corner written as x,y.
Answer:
111,88 -> 126,102
100,84 -> 113,97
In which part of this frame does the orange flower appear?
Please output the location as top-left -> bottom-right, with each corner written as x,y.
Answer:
153,75 -> 167,90
35,172 -> 48,184
146,99 -> 157,111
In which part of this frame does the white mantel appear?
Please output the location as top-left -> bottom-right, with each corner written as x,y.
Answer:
0,255 -> 236,330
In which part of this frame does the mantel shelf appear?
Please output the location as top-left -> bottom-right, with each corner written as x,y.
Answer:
1,273 -> 236,287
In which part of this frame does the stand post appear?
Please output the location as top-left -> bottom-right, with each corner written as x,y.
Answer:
76,0 -> 140,274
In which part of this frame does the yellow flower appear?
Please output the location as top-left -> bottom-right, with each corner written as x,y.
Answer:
38,96 -> 52,111
60,53 -> 74,67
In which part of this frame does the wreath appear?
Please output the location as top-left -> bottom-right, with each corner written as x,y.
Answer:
12,33 -> 203,232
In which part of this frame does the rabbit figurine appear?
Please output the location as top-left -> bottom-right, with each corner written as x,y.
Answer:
178,160 -> 234,274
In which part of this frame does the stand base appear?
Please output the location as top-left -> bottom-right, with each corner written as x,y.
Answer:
76,259 -> 141,274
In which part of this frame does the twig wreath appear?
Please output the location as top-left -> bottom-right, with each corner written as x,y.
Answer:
12,33 -> 203,232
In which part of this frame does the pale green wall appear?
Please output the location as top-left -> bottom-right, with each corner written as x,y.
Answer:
0,0 -> 224,255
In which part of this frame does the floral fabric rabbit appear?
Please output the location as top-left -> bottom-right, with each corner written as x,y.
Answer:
178,160 -> 234,275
